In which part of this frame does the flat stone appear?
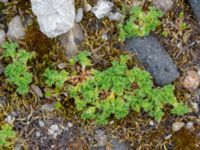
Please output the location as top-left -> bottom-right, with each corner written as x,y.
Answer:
7,16 -> 25,41
108,12 -> 123,21
30,0 -> 75,38
92,0 -> 114,19
124,36 -> 179,86
40,103 -> 55,112
187,0 -> 200,21
172,122 -> 185,132
153,0 -> 173,12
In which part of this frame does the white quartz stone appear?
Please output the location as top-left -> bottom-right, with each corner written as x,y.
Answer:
30,0 -> 75,38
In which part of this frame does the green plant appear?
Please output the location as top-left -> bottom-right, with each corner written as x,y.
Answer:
43,68 -> 68,89
2,42 -> 35,95
0,124 -> 16,148
118,6 -> 163,41
69,53 -> 189,125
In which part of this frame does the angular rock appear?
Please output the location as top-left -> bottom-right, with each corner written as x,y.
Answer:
58,23 -> 84,58
92,0 -> 114,19
125,36 -> 179,86
84,3 -> 92,12
172,122 -> 185,132
182,70 -> 200,92
187,0 -> 200,21
108,12 -> 123,21
7,16 -> 25,41
153,0 -> 173,12
30,0 -> 75,38
0,29 -> 5,45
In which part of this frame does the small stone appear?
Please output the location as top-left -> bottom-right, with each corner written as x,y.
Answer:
76,8 -> 84,22
182,70 -> 200,92
149,120 -> 154,126
40,103 -> 55,112
165,134 -> 172,140
0,62 -> 4,74
92,0 -> 114,19
67,122 -> 73,128
111,139 -> 131,150
153,0 -> 173,12
0,29 -> 6,45
58,23 -> 84,59
57,63 -> 67,69
14,144 -> 23,150
186,121 -> 194,129
48,124 -> 62,138
5,115 -> 15,124
191,102 -> 199,113
172,122 -> 185,132
31,84 -> 43,98
102,32 -> 108,40
7,16 -> 25,41
84,3 -> 92,12
39,120 -> 45,127
108,12 -> 123,21
36,131 -> 41,137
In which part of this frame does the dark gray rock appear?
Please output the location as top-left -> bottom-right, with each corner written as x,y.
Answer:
125,36 -> 179,86
187,0 -> 200,21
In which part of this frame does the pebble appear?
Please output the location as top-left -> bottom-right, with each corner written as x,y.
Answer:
172,122 -> 185,132
76,8 -> 84,22
36,131 -> 41,137
57,63 -> 67,69
102,32 -> 108,40
31,84 -> 43,98
165,134 -> 172,140
4,115 -> 15,124
191,102 -> 199,113
182,70 -> 200,92
0,29 -> 6,45
7,16 -> 25,41
48,124 -> 62,138
149,120 -> 155,126
39,120 -> 45,127
186,121 -> 194,129
108,12 -> 123,21
84,3 -> 92,12
40,103 -> 55,112
67,122 -> 73,128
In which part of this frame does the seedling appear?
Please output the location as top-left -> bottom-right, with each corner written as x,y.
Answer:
2,42 -> 35,95
0,124 -> 16,148
118,6 -> 163,41
43,68 -> 68,89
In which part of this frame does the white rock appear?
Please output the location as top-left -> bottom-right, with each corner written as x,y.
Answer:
76,8 -> 84,23
186,121 -> 194,129
41,103 -> 55,112
36,131 -> 41,137
7,16 -> 25,41
38,120 -> 45,127
172,122 -> 185,132
0,30 -> 6,45
92,0 -> 114,19
84,3 -> 92,12
108,12 -> 123,21
67,122 -> 73,128
30,0 -> 75,38
5,115 -> 15,124
102,32 -> 108,40
48,124 -> 62,138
